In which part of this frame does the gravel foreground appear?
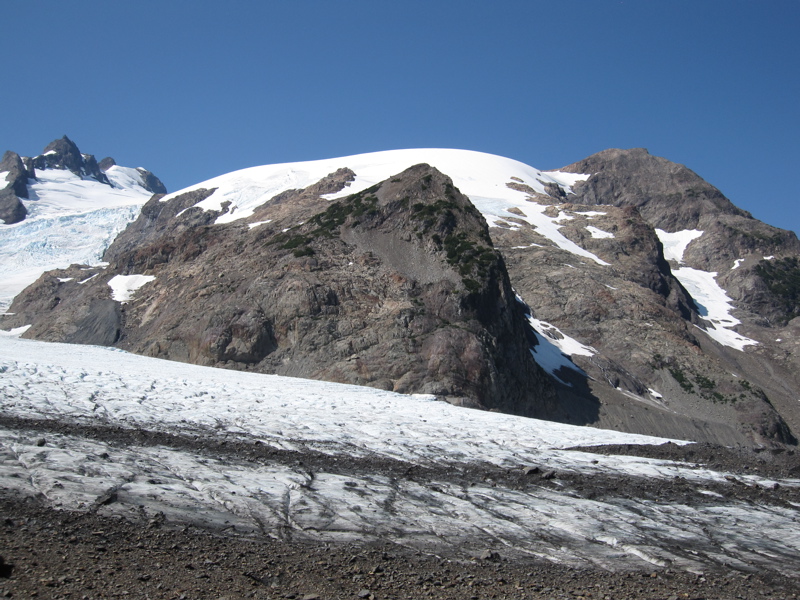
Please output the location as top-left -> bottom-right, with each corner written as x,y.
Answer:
1,492 -> 799,600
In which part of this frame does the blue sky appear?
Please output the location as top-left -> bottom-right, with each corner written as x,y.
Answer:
3,1 -> 799,233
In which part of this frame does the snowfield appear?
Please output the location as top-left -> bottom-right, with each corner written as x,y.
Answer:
107,273 -> 156,303
2,335 -> 799,576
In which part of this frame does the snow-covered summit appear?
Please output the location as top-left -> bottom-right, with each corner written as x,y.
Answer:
162,148 -> 604,264
161,149 -> 584,217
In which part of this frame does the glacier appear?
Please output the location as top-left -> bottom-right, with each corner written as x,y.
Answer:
1,334 -> 799,575
0,166 -> 154,312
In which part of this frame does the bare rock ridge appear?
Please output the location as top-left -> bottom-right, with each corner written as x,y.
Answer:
560,147 -> 750,230
561,148 -> 800,325
8,164 -> 560,417
33,135 -> 110,184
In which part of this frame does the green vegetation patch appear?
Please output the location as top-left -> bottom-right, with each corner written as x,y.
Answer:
669,367 -> 694,393
755,256 -> 800,322
310,192 -> 379,235
270,187 -> 382,257
442,232 -> 497,292
280,234 -> 311,250
667,365 -> 743,403
411,199 -> 459,234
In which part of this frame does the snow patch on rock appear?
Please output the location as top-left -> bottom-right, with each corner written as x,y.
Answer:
586,225 -> 614,239
108,274 -> 155,303
656,229 -> 758,351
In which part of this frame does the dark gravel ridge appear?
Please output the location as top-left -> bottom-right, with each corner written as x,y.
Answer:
568,442 -> 800,480
3,415 -> 800,509
1,495 -> 799,600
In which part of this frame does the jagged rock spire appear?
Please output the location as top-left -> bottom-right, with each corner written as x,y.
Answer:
32,135 -> 110,184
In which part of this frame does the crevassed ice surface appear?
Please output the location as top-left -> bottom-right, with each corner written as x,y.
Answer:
2,335 -> 799,575
0,167 -> 154,311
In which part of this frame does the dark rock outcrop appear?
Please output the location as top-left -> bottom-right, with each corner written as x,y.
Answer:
1,150 -> 32,198
134,168 -> 167,194
98,157 -> 117,171
0,151 -> 31,224
0,188 -> 26,224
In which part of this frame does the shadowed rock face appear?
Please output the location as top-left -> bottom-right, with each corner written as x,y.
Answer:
0,150 -> 31,224
8,164 -> 560,418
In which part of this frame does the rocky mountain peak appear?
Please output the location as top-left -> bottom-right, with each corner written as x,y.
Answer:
0,136 -> 168,228
559,147 -> 750,231
33,135 -> 110,184
8,163 -> 558,417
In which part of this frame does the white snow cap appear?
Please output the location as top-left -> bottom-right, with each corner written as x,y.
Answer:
160,149 -> 606,265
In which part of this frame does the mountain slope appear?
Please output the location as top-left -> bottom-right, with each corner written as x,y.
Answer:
5,162 -> 559,417
2,145 -> 799,447
544,148 -> 800,444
